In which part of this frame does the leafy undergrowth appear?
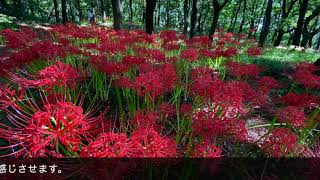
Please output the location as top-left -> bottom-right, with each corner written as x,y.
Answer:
0,24 -> 319,158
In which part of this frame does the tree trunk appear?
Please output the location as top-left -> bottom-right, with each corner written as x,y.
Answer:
292,0 -> 309,46
209,0 -> 229,40
69,0 -> 75,22
100,0 -> 105,19
273,29 -> 285,46
258,0 -> 273,47
157,0 -> 161,26
190,0 -> 198,38
145,0 -> 157,34
238,0 -> 247,34
61,0 -> 68,24
316,34 -> 320,50
183,0 -> 189,35
53,0 -> 60,23
129,0 -> 133,21
106,0 -> 110,16
228,1 -> 241,32
196,11 -> 202,33
112,0 -> 122,30
248,0 -> 257,37
300,6 -> 320,47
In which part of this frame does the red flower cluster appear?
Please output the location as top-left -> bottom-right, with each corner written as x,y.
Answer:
133,64 -> 176,99
278,106 -> 306,128
193,143 -> 222,158
282,93 -> 318,108
262,128 -> 297,157
293,63 -> 320,89
226,61 -> 263,79
180,48 -> 199,62
247,47 -> 262,56
81,128 -> 177,158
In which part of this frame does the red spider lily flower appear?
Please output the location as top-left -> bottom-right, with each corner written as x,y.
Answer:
133,110 -> 162,131
158,102 -> 176,120
0,84 -> 16,110
115,76 -> 133,89
294,62 -> 320,73
192,143 -> 222,158
247,47 -> 262,56
258,76 -> 279,91
226,61 -> 263,79
122,55 -> 146,67
281,93 -> 318,108
224,47 -> 238,58
11,61 -> 82,90
278,106 -> 306,128
145,49 -> 166,62
262,128 -> 297,157
1,28 -> 37,49
131,128 -> 177,157
162,42 -> 180,51
293,69 -> 320,89
80,132 -> 134,158
179,103 -> 193,118
180,48 -> 199,62
90,56 -> 129,76
160,30 -> 178,43
199,49 -> 215,59
0,90 -> 97,158
133,64 -> 176,99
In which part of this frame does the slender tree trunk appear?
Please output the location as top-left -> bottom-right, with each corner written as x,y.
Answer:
157,0 -> 161,26
165,0 -> 170,28
129,0 -> 133,21
183,0 -> 189,35
258,0 -> 273,47
61,0 -> 68,24
292,0 -> 308,46
53,0 -> 60,23
316,34 -> 320,50
190,0 -> 198,38
248,0 -> 257,37
69,0 -> 75,22
112,0 -> 122,30
238,0 -> 246,34
230,1 -> 242,32
254,0 -> 267,37
106,0 -> 110,16
197,11 -> 202,33
273,29 -> 285,46
209,0 -> 229,40
300,6 -> 320,47
145,0 -> 157,34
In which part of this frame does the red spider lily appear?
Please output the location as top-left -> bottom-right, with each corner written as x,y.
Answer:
282,93 -> 318,108
258,76 -> 279,90
122,55 -> 146,67
199,49 -> 215,59
262,128 -> 297,157
1,28 -> 37,49
133,110 -> 162,131
192,143 -> 222,158
160,30 -> 178,43
278,106 -> 306,128
293,69 -> 320,89
10,61 -> 82,90
294,62 -> 320,72
180,48 -> 199,62
90,56 -> 129,76
133,64 -> 176,99
226,61 -> 263,79
224,47 -> 238,58
80,132 -> 134,158
179,103 -> 193,118
158,102 -> 176,120
247,47 -> 262,56
0,98 -> 96,157
162,42 -> 180,51
0,84 -> 18,111
131,128 -> 177,157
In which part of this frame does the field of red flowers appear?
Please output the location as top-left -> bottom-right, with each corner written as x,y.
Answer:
0,23 -> 319,158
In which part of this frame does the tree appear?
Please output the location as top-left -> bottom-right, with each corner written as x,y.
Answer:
258,0 -> 273,47
145,0 -> 157,34
209,0 -> 229,40
300,5 -> 320,47
129,0 -> 133,21
189,0 -> 198,38
53,0 -> 60,23
61,0 -> 68,24
183,0 -> 190,35
112,0 -> 122,30
273,0 -> 298,46
228,1 -> 242,32
292,0 -> 309,46
238,0 -> 247,34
